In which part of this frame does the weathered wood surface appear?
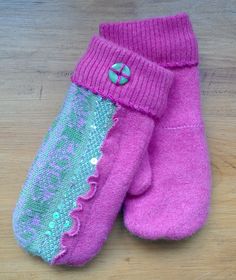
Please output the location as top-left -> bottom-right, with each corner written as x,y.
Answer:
0,1 -> 236,279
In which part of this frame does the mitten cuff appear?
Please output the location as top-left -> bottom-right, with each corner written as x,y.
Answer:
99,13 -> 198,67
72,36 -> 174,118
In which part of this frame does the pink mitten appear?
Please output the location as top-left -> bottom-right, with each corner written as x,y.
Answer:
100,13 -> 211,240
13,35 -> 173,266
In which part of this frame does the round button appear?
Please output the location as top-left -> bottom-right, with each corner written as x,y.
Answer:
108,63 -> 131,86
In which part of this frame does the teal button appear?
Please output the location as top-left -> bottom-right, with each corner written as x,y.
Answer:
108,63 -> 131,86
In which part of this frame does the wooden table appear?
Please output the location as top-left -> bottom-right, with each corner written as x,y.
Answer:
0,1 -> 235,279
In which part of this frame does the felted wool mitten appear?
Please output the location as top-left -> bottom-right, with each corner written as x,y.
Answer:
13,36 -> 173,265
100,13 -> 211,240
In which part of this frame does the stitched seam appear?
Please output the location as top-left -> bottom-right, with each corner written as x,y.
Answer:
159,123 -> 203,130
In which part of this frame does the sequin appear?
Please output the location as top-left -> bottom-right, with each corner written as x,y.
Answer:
45,230 -> 52,236
49,221 -> 55,229
90,124 -> 97,129
53,212 -> 60,219
90,157 -> 98,165
64,220 -> 70,228
57,203 -> 63,210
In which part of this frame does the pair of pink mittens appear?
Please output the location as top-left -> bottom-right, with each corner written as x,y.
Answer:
100,13 -> 211,240
13,13 -> 211,267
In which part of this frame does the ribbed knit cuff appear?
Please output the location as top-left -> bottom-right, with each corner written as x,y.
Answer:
99,13 -> 198,67
71,36 -> 174,118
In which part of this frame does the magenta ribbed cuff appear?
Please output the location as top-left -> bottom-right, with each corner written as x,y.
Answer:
99,13 -> 198,67
71,36 -> 174,118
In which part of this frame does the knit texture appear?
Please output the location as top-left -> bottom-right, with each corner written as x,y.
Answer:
13,84 -> 116,262
100,12 -> 198,67
72,36 -> 174,118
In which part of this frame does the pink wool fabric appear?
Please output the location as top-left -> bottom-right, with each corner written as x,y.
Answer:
100,13 -> 211,240
53,36 -> 173,265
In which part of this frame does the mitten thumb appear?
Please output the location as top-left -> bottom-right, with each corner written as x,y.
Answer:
128,152 -> 151,196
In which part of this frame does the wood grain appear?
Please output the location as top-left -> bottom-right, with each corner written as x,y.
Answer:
0,1 -> 236,279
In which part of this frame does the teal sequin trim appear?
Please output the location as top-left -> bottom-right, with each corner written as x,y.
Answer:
13,83 -> 116,262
